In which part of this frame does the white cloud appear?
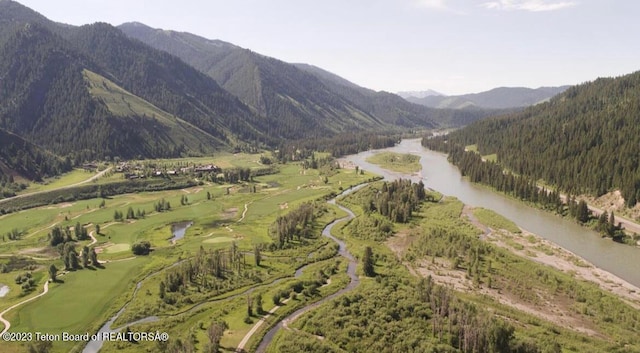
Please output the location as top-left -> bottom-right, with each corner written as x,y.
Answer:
482,0 -> 577,12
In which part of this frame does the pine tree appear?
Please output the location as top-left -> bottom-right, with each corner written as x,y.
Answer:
48,264 -> 57,282
363,246 -> 375,277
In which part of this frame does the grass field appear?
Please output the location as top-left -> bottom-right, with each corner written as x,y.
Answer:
465,144 -> 498,162
365,151 -> 421,174
473,207 -> 521,233
17,169 -> 100,195
0,155 -> 375,353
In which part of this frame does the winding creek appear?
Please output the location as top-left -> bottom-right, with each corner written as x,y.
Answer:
85,138 -> 640,352
83,185 -> 366,353
255,186 -> 364,352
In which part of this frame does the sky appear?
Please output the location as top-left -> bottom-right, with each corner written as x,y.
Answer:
14,0 -> 640,95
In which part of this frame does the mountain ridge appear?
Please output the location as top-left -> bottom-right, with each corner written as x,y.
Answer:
406,86 -> 570,109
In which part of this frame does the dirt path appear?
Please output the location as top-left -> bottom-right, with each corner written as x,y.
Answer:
88,231 -> 97,246
461,205 -> 491,238
0,281 -> 50,334
236,298 -> 292,352
0,167 -> 112,205
238,203 -> 250,223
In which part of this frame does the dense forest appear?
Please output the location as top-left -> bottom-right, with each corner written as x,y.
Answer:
426,71 -> 640,206
422,140 -> 628,241
276,132 -> 398,163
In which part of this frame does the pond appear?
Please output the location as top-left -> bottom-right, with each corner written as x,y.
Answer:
169,221 -> 193,243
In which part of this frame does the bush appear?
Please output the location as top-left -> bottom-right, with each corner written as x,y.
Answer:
132,241 -> 151,255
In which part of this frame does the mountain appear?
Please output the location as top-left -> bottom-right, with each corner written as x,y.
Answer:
406,86 -> 570,109
119,22 -> 396,136
119,22 -> 492,130
292,64 -> 500,128
427,71 -> 640,206
0,1 -> 271,162
0,127 -> 70,183
396,90 -> 444,99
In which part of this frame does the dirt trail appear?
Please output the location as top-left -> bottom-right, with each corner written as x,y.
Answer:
0,281 -> 49,334
0,167 -> 112,205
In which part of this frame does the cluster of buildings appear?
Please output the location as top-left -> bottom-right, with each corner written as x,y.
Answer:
115,162 -> 221,180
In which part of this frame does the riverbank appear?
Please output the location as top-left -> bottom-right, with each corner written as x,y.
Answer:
340,139 -> 640,289
483,223 -> 640,309
385,199 -> 640,340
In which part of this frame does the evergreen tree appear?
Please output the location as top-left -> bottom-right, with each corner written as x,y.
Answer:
82,246 -> 90,268
577,200 -> 590,223
363,246 -> 375,277
90,248 -> 99,266
48,264 -> 57,282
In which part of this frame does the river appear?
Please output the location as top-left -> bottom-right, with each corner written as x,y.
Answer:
341,138 -> 640,288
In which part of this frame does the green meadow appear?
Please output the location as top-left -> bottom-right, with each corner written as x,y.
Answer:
0,155 -> 373,353
365,151 -> 422,174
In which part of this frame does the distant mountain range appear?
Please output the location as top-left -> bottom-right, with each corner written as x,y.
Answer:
397,90 -> 444,99
403,86 -> 570,109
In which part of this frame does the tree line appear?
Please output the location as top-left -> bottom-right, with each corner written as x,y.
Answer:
359,179 -> 430,223
424,71 -> 640,207
422,140 -> 628,240
269,202 -> 322,249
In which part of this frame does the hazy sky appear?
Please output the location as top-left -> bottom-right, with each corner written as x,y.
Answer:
15,0 -> 640,95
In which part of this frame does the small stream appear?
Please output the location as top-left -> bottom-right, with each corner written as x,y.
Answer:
255,184 -> 365,353
83,185 -> 367,353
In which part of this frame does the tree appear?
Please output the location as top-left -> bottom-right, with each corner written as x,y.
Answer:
255,293 -> 264,315
95,224 -> 101,235
254,245 -> 261,267
362,246 -> 375,277
206,321 -> 227,353
577,200 -> 590,223
608,211 -> 616,235
82,246 -> 90,268
126,206 -> 135,220
68,251 -> 79,270
247,295 -> 253,316
90,248 -> 99,266
48,264 -> 57,282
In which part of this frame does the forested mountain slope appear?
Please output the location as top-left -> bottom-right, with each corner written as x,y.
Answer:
119,22 -> 395,136
0,2 -> 277,162
0,128 -> 70,181
428,72 -> 640,206
406,86 -> 570,109
120,22 -> 491,130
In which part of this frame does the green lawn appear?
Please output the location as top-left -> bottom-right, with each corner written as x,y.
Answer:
17,169 -> 99,195
6,257 -> 147,352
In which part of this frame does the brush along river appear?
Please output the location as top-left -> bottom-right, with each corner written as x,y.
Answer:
341,138 -> 640,288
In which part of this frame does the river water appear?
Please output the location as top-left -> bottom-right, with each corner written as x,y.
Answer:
341,138 -> 640,288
